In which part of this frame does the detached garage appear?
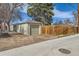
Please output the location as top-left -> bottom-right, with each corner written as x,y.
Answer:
10,20 -> 42,36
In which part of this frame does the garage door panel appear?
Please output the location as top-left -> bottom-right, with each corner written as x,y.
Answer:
30,25 -> 39,35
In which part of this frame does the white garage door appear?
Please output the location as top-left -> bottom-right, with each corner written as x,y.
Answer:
30,25 -> 39,35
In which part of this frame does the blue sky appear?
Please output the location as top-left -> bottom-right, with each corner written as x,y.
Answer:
10,4 -> 31,25
10,3 -> 78,25
55,3 -> 78,12
52,3 -> 78,24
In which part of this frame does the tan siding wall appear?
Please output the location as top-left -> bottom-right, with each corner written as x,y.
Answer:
10,25 -> 14,31
39,25 -> 42,35
23,24 -> 29,35
17,25 -> 21,33
12,23 -> 41,35
19,24 -> 29,35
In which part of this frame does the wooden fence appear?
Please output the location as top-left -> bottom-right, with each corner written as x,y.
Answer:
41,25 -> 76,36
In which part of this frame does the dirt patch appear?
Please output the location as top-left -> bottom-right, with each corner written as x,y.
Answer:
0,33 -> 11,38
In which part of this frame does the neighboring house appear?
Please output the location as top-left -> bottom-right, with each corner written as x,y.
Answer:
10,20 -> 42,35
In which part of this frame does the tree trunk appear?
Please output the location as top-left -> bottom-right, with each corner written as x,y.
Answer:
1,22 -> 9,33
78,4 -> 79,33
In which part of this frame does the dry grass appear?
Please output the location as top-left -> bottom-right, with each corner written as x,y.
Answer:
0,32 -> 58,52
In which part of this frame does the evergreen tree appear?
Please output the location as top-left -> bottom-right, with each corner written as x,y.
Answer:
27,3 -> 54,25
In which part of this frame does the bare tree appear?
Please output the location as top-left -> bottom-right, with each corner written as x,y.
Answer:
0,3 -> 23,34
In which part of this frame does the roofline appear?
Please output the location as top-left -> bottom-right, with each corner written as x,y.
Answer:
11,21 -> 42,25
